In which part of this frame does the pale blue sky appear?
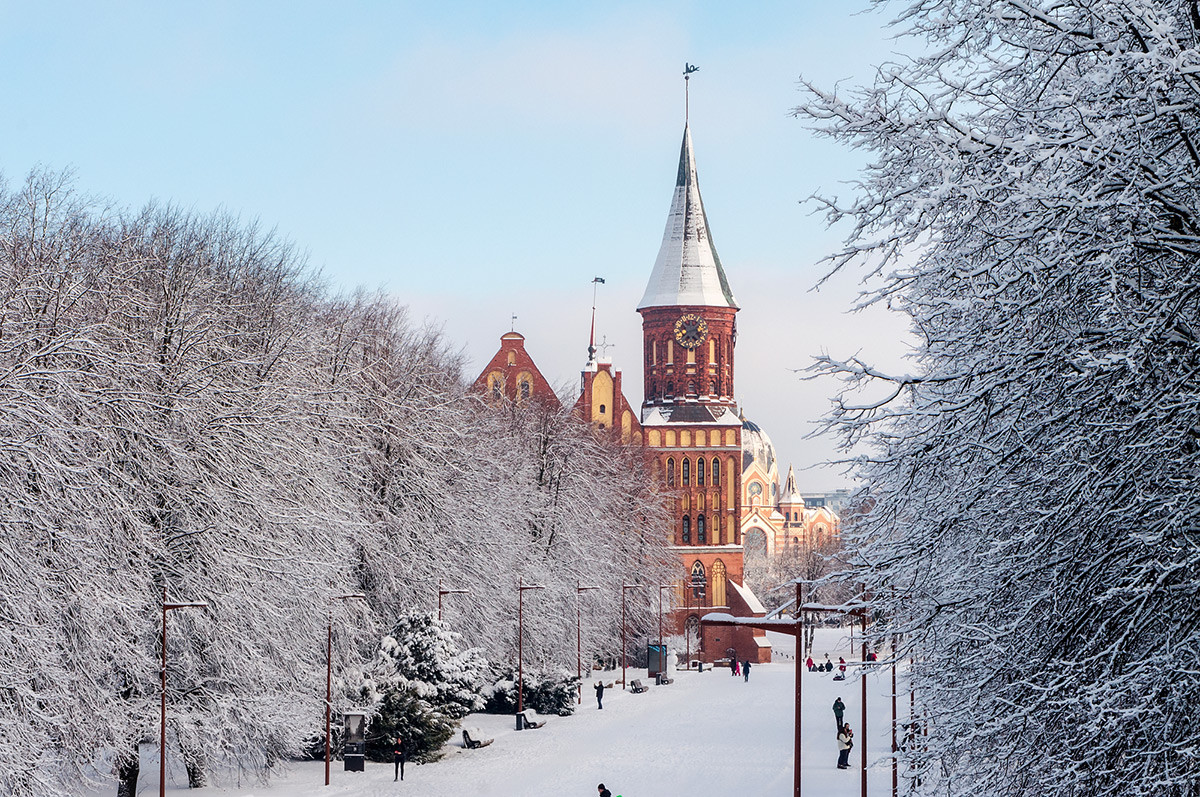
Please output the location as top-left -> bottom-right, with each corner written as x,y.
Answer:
1,1 -> 912,491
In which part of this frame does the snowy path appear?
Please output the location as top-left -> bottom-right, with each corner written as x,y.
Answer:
85,628 -> 908,797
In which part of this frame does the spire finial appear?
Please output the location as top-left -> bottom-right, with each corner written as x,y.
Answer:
588,277 -> 605,364
683,63 -> 699,122
511,313 -> 517,332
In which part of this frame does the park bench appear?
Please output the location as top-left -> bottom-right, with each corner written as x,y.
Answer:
655,672 -> 674,685
462,727 -> 493,749
629,679 -> 649,694
515,710 -> 546,730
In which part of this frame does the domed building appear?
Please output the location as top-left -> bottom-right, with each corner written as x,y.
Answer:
740,414 -> 840,588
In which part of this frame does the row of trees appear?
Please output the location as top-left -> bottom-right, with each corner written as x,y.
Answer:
800,2 -> 1200,796
0,170 -> 674,797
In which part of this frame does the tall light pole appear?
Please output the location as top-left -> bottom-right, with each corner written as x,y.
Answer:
160,590 -> 208,797
620,584 -> 642,689
438,582 -> 469,623
326,592 -> 366,786
517,578 -> 545,719
656,584 -> 673,676
576,582 -> 600,703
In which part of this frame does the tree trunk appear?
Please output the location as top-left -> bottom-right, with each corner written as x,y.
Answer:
184,746 -> 208,789
115,749 -> 139,797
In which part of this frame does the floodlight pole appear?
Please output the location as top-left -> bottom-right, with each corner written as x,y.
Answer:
160,590 -> 208,797
438,582 -> 469,623
621,584 -> 641,688
517,578 -> 545,717
325,592 -> 366,786
576,582 -> 600,703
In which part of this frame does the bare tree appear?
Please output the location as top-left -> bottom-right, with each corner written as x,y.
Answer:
797,3 -> 1200,796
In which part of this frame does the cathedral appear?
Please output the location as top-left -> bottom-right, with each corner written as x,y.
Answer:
473,106 -> 839,665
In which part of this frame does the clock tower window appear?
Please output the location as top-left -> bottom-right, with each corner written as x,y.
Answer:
682,458 -> 690,486
667,458 -> 676,487
697,514 -> 706,545
682,515 -> 691,544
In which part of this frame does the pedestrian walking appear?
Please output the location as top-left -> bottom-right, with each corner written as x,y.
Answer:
823,653 -> 832,671
806,655 -> 815,671
393,735 -> 406,781
598,784 -> 613,797
833,697 -> 845,733
743,659 -> 751,682
734,659 -> 741,676
837,723 -> 853,769
595,680 -> 605,710
730,657 -> 738,676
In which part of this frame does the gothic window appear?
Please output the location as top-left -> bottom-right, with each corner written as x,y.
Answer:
687,380 -> 696,394
690,560 -> 706,605
697,458 -> 705,486
712,514 -> 720,543
667,458 -> 676,487
520,379 -> 531,399
712,458 -> 720,487
697,514 -> 706,544
711,559 -> 727,607
667,380 -> 675,397
682,458 -> 690,486
686,615 -> 701,650
682,515 -> 691,544
709,380 -> 716,395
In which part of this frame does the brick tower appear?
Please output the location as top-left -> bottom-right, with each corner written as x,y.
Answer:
639,113 -> 769,664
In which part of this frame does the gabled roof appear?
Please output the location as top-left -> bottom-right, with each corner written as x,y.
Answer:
471,332 -> 560,408
637,124 -> 738,310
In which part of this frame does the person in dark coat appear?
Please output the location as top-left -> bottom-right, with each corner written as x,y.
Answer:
393,735 -> 406,781
598,784 -> 613,797
743,659 -> 751,681
833,697 -> 845,732
730,657 -> 738,676
595,680 -> 605,709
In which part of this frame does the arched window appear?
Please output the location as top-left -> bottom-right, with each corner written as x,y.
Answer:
666,458 -> 676,487
690,560 -> 706,606
709,380 -> 716,395
682,515 -> 691,544
697,458 -> 705,486
682,458 -> 691,486
712,514 -> 720,544
712,458 -> 720,487
687,380 -> 696,394
711,559 -> 727,607
667,380 -> 675,397
599,404 -> 606,414
697,514 -> 706,544
520,379 -> 531,399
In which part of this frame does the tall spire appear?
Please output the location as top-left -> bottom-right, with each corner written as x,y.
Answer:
637,67 -> 738,311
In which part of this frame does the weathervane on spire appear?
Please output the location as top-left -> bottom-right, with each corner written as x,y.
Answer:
588,277 -> 605,365
684,62 -> 699,122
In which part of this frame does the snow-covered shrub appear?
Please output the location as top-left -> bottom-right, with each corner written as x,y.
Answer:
481,666 -> 579,716
360,612 -> 486,762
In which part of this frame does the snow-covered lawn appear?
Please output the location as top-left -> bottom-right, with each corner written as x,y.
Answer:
84,628 -> 906,797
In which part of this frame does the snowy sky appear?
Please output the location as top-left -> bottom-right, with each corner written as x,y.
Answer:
1,1 -> 914,492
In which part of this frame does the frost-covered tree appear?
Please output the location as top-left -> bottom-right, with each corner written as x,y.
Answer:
0,168 -> 674,797
798,3 -> 1200,796
359,612 -> 486,762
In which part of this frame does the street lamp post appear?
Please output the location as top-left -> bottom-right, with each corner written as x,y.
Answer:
438,582 -> 469,623
576,582 -> 600,704
517,578 -> 545,719
657,584 -> 672,676
160,590 -> 208,797
620,584 -> 641,689
326,592 -> 366,786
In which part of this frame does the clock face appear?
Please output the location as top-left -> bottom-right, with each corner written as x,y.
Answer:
673,313 -> 709,349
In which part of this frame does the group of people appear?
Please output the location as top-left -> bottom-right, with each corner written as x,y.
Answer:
832,697 -> 854,769
729,657 -> 753,681
805,653 -> 848,680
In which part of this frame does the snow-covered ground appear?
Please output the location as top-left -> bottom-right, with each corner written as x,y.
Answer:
85,627 -> 907,797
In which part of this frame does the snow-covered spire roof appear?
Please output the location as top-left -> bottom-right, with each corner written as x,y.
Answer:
780,465 -> 805,507
637,124 -> 738,310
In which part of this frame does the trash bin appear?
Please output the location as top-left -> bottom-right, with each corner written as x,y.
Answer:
343,711 -> 366,772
